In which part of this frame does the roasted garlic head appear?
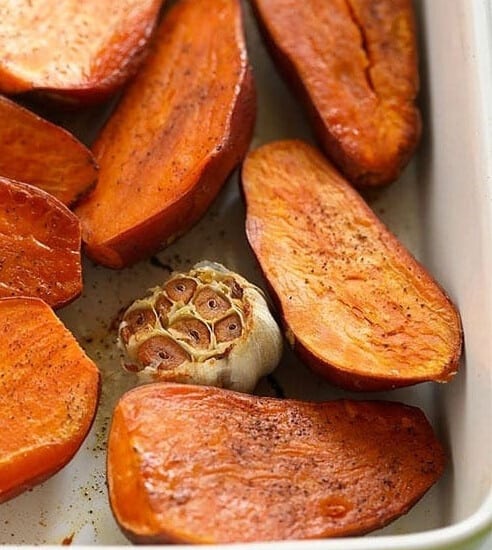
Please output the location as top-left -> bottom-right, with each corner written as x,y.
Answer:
118,261 -> 282,393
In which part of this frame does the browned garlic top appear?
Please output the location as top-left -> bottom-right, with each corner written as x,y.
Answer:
118,261 -> 282,392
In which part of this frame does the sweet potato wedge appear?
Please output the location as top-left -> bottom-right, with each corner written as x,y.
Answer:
108,383 -> 445,543
251,0 -> 421,186
0,297 -> 100,503
242,141 -> 462,391
75,0 -> 256,268
0,0 -> 162,103
0,176 -> 82,308
0,95 -> 97,206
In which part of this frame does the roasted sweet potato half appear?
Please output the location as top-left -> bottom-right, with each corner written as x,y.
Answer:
251,0 -> 421,186
0,176 -> 82,308
242,141 -> 462,391
0,0 -> 163,104
0,297 -> 100,503
75,0 -> 256,269
0,95 -> 97,206
108,383 -> 445,543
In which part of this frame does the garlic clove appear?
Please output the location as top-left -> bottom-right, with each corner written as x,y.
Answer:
215,312 -> 242,343
117,261 -> 283,393
164,277 -> 197,304
168,317 -> 211,349
193,286 -> 231,320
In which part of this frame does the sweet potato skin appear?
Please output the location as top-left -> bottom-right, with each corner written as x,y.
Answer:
242,140 -> 462,391
0,0 -> 162,103
0,297 -> 100,503
0,96 -> 97,206
251,0 -> 421,186
108,383 -> 445,543
75,0 -> 256,269
0,176 -> 82,308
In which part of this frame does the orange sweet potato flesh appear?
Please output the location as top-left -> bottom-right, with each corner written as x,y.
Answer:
0,95 -> 97,206
251,0 -> 421,186
242,141 -> 462,391
0,0 -> 162,104
108,383 -> 445,543
0,176 -> 82,308
75,0 -> 256,269
0,297 -> 100,503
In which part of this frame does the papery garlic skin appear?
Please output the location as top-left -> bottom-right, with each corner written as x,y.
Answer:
117,261 -> 282,393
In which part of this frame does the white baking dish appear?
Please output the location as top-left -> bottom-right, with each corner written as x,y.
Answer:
0,0 -> 491,548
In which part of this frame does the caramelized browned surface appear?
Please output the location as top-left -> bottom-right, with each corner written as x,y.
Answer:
136,335 -> 190,371
0,96 -> 97,205
252,0 -> 421,186
0,0 -> 162,102
75,0 -> 256,268
165,277 -> 197,304
193,286 -> 231,320
108,383 -> 445,543
243,141 -> 462,391
120,309 -> 157,345
0,297 -> 100,503
169,318 -> 211,349
0,176 -> 82,308
214,312 -> 242,343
